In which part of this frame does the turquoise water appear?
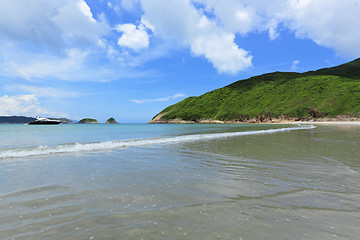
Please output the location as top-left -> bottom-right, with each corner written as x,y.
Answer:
1,123 -> 277,148
0,123 -> 359,239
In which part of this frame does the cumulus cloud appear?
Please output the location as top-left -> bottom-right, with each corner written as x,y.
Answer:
282,0 -> 360,58
0,94 -> 52,116
197,0 -> 263,35
137,0 -> 360,74
116,23 -> 150,52
194,0 -> 360,58
0,0 -> 114,81
129,93 -> 186,104
140,0 -> 253,74
52,1 -> 109,45
0,0 -> 109,49
191,30 -> 252,74
0,0 -> 359,82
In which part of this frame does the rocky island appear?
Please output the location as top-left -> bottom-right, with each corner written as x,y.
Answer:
105,117 -> 118,124
78,118 -> 99,124
149,58 -> 360,124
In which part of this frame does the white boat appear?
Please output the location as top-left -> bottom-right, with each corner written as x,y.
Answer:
26,117 -> 61,125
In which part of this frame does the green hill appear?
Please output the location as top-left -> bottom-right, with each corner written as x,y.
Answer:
0,116 -> 36,124
149,58 -> 360,123
311,58 -> 360,79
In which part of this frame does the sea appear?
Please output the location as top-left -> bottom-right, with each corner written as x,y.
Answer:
0,123 -> 359,240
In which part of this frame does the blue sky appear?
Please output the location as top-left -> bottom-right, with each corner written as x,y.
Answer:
0,0 -> 359,123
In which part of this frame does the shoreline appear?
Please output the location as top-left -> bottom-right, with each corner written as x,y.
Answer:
148,113 -> 360,125
290,121 -> 360,125
148,118 -> 360,125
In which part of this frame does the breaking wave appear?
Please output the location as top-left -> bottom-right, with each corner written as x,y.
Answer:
0,125 -> 315,159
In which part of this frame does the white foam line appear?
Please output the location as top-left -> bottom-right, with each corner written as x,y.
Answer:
0,125 -> 315,159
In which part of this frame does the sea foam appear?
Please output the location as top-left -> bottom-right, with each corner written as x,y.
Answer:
0,125 -> 315,159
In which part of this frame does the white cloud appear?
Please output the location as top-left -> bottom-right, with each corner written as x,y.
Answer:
291,60 -> 300,70
0,0 -> 114,82
129,0 -> 360,73
116,23 -> 150,52
0,94 -> 53,116
52,1 -> 110,44
129,93 -> 186,104
0,0 -> 160,82
194,0 -> 360,58
0,0 -> 110,49
282,0 -> 360,58
197,0 -> 263,36
140,0 -> 253,74
191,29 -> 252,74
0,0 -> 358,82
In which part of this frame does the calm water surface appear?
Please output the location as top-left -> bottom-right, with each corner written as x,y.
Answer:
0,123 -> 359,239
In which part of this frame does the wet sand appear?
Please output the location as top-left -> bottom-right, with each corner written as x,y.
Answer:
1,124 -> 359,239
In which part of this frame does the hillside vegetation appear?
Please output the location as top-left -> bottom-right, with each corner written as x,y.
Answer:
150,58 -> 360,123
105,117 -> 118,124
78,118 -> 99,124
0,116 -> 36,124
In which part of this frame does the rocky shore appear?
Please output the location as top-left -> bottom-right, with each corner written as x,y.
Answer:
148,113 -> 360,124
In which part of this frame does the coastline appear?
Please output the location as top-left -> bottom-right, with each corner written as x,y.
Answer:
292,121 -> 360,125
2,123 -> 360,239
148,117 -> 360,125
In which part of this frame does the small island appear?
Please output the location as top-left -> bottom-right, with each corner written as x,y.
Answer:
105,117 -> 118,124
78,118 -> 99,124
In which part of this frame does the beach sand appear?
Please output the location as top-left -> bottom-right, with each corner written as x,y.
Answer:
293,121 -> 360,125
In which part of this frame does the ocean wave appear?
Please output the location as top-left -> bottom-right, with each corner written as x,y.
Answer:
0,125 -> 315,159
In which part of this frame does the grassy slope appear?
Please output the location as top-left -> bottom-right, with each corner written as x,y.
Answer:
157,58 -> 360,121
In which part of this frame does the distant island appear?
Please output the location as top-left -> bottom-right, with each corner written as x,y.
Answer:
0,116 -> 36,124
0,116 -> 122,124
105,117 -> 118,124
78,118 -> 99,124
0,116 -> 74,124
149,58 -> 360,124
77,117 -> 119,124
49,118 -> 74,124
0,116 -> 121,124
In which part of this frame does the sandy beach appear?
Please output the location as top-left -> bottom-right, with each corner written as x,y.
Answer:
1,123 -> 360,239
293,121 -> 360,125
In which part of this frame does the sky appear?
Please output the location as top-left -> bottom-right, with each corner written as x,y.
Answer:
0,0 -> 359,123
